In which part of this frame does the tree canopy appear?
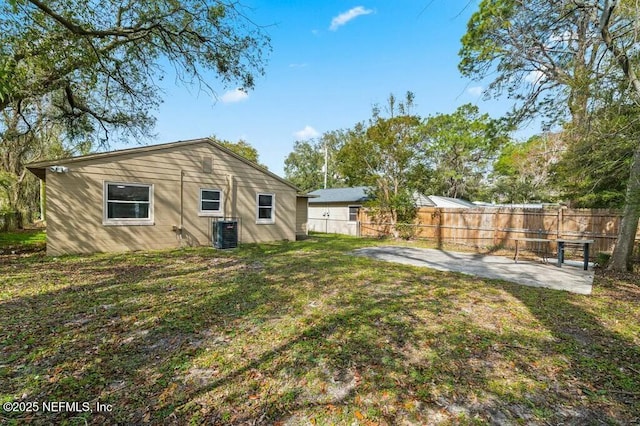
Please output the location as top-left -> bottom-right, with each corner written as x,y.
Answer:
284,131 -> 346,193
460,0 -> 640,270
337,93 -> 424,232
420,103 -> 506,200
459,0 -> 601,128
491,133 -> 564,204
284,94 -> 507,236
0,0 -> 270,226
215,139 -> 266,169
1,0 -> 269,144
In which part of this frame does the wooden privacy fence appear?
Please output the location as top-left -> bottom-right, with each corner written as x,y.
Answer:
358,206 -> 636,255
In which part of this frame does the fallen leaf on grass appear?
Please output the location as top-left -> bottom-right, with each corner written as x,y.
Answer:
326,403 -> 338,412
354,369 -> 362,386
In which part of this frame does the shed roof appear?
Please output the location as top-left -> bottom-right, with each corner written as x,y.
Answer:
428,195 -> 476,208
26,138 -> 299,191
307,186 -> 371,203
308,187 -> 475,208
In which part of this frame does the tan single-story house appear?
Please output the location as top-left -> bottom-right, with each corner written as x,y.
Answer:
27,138 -> 308,255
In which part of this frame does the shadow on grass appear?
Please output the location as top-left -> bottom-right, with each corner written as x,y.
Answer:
1,234 -> 638,425
0,229 -> 46,255
503,280 -> 640,423
1,248 -> 294,424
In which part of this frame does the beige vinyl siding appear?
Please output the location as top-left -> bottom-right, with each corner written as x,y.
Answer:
295,197 -> 308,237
45,141 -> 296,255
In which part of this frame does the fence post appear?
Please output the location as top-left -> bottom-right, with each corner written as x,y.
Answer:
493,209 -> 498,247
436,208 -> 443,249
557,207 -> 563,240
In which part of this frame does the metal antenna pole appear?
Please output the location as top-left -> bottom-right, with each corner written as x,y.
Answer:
323,142 -> 328,189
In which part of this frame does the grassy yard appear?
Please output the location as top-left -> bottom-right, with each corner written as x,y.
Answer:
1,234 -> 639,425
0,230 -> 45,253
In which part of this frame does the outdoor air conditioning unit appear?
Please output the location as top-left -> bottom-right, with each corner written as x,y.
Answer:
212,219 -> 238,249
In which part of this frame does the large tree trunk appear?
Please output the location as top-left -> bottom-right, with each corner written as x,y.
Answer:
608,142 -> 640,271
600,0 -> 640,272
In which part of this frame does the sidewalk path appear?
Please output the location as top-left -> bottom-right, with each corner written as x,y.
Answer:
352,246 -> 594,295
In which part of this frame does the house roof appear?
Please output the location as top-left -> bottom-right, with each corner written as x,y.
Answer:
26,138 -> 300,191
307,186 -> 371,204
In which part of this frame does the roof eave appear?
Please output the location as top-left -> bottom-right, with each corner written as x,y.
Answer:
25,137 -> 300,191
26,166 -> 47,181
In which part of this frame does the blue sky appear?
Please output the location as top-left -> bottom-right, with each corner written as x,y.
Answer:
142,1 -> 525,177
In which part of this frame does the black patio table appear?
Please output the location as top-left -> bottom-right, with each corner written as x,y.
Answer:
557,239 -> 594,271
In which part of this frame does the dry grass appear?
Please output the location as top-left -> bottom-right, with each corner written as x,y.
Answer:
1,234 -> 639,425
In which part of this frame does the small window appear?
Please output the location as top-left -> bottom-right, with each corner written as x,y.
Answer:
104,182 -> 153,225
256,193 -> 275,224
349,206 -> 360,222
200,189 -> 223,215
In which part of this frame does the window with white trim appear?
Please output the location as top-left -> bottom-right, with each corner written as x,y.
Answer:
104,182 -> 153,225
256,193 -> 275,224
199,189 -> 223,215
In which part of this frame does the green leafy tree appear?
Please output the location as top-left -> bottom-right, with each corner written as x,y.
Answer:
553,102 -> 637,208
215,139 -> 266,169
421,104 -> 506,200
0,108 -> 71,222
0,0 -> 269,221
598,0 -> 640,270
0,58 -> 12,103
492,133 -> 565,203
284,131 -> 346,193
337,92 -> 424,235
460,0 -> 640,271
459,0 -> 599,128
1,0 -> 269,138
284,141 -> 324,193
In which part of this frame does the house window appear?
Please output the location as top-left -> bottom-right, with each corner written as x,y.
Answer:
256,193 -> 275,224
349,205 -> 360,222
200,189 -> 223,215
104,182 -> 153,225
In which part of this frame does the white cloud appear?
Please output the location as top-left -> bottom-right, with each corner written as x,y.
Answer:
525,69 -> 546,84
294,125 -> 319,140
549,30 -> 575,44
221,88 -> 248,103
329,6 -> 373,31
467,86 -> 483,97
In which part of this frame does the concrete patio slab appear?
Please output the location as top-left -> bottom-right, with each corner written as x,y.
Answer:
352,246 -> 594,295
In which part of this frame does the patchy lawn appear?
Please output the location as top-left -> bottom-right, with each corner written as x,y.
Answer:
0,230 -> 46,253
1,234 -> 638,425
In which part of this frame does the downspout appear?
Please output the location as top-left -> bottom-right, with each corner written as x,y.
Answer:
179,170 -> 184,240
40,179 -> 46,221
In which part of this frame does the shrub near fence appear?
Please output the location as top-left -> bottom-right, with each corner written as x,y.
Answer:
0,211 -> 24,232
358,206 -> 636,255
